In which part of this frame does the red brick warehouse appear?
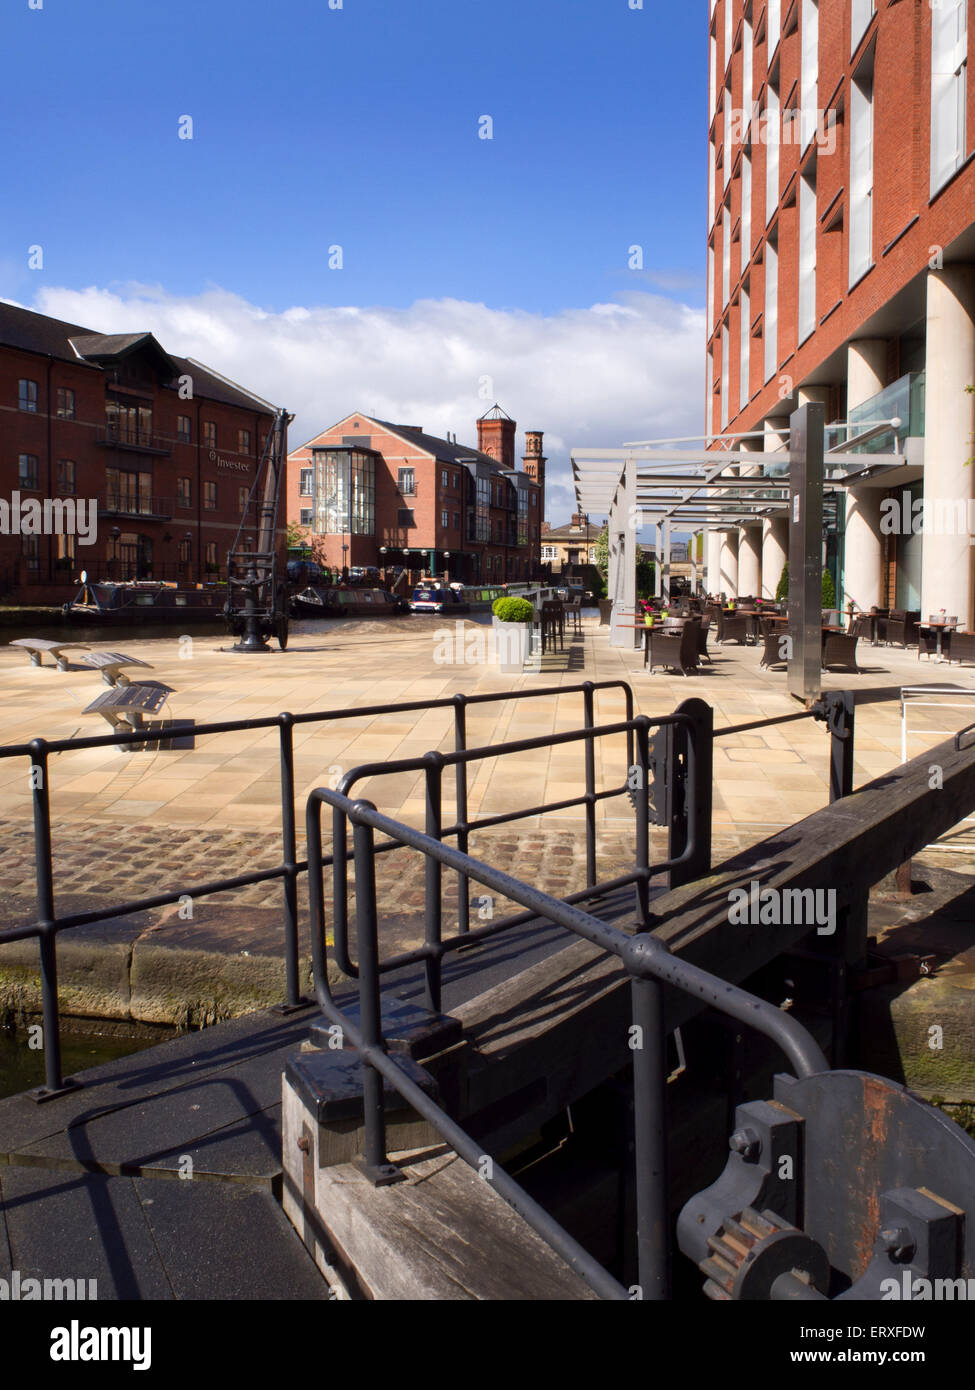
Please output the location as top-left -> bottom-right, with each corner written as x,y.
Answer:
705,0 -> 975,622
0,303 -> 282,603
286,405 -> 546,584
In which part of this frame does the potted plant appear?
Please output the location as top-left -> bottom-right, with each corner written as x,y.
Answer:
639,599 -> 655,627
492,596 -> 535,673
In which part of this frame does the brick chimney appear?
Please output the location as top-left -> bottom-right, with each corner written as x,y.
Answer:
476,404 -> 516,470
523,430 -> 547,522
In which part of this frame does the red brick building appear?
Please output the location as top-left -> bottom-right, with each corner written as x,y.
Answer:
0,302 -> 280,603
286,406 -> 545,583
706,0 -> 975,621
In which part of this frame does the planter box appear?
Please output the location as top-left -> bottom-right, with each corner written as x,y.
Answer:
495,620 -> 532,674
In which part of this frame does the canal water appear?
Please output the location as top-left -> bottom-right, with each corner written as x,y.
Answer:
0,1028 -> 167,1101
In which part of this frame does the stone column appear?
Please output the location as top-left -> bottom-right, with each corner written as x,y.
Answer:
737,524 -> 762,596
843,339 -> 887,612
719,529 -> 739,598
706,528 -> 722,595
762,516 -> 788,598
922,267 -> 975,627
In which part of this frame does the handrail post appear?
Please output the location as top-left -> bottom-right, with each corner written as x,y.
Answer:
276,713 -> 301,1009
351,811 -> 400,1186
630,973 -> 670,1300
453,695 -> 470,935
633,716 -> 651,923
668,699 -> 713,889
423,751 -> 444,1013
583,683 -> 597,887
28,739 -> 68,1099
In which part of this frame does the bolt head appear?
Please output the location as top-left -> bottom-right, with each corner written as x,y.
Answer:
729,1127 -> 761,1162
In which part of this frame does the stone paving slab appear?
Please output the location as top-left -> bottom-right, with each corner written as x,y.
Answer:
2,614 -> 975,1027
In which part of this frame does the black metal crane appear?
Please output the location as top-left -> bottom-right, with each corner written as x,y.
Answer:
223,407 -> 294,652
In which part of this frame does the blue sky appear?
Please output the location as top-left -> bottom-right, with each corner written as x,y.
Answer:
2,0 -> 707,520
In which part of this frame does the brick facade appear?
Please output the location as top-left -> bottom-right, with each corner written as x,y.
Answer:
0,304 -> 278,603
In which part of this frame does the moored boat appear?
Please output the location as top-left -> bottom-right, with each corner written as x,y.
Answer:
62,579 -> 226,623
290,586 -> 409,618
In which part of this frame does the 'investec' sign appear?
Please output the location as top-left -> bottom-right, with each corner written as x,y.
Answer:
210,451 -> 251,473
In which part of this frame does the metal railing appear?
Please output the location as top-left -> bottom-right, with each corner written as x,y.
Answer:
305,786 -> 828,1301
307,705 -> 710,1014
0,680 -> 634,1099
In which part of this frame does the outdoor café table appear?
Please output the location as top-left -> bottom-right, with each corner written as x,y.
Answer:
618,620 -> 685,666
847,609 -> 881,645
916,619 -> 959,661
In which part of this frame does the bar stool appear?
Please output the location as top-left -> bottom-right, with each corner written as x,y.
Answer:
566,596 -> 583,637
540,600 -> 565,653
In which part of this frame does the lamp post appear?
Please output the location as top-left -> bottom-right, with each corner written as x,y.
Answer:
110,526 -> 120,581
444,550 -> 450,586
379,545 -> 387,588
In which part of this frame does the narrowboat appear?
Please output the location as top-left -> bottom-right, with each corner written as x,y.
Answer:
62,579 -> 226,623
290,586 -> 410,618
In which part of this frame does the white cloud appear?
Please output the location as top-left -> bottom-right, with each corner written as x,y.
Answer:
33,283 -> 705,524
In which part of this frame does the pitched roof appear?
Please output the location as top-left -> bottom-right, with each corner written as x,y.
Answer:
368,418 -> 512,472
0,301 -> 274,413
542,520 -> 602,543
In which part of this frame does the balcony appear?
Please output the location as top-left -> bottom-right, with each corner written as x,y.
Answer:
98,494 -> 174,521
832,372 -> 926,457
96,423 -> 171,455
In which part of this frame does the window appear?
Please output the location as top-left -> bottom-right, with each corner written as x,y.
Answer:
177,415 -> 192,443
931,0 -> 968,196
764,236 -> 779,382
56,533 -> 75,565
203,422 -> 217,449
105,399 -> 152,446
798,169 -> 817,342
710,34 -> 718,122
56,387 -> 75,420
708,243 -> 715,331
720,323 -> 730,430
238,486 -> 249,513
767,0 -> 781,57
299,468 -> 313,496
541,544 -> 558,560
204,481 -> 217,510
57,459 -> 75,494
441,510 -> 449,528
739,287 -> 751,412
741,154 -> 752,273
454,511 -> 461,529
238,429 -> 251,454
22,536 -> 39,572
18,454 -> 39,489
106,468 -> 151,514
441,469 -> 450,489
299,508 -> 313,526
177,477 -> 191,508
178,539 -> 192,565
724,0 -> 732,71
742,18 -> 753,110
722,203 -> 731,307
709,141 -> 717,226
397,508 -> 415,529
800,1 -> 819,151
18,379 -> 38,412
530,494 -> 537,507
723,85 -> 732,186
706,350 -> 714,438
205,542 -> 218,569
765,85 -> 780,222
851,0 -> 873,54
398,467 -> 415,495
849,69 -> 874,284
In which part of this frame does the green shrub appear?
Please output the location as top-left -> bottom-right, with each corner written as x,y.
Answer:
492,596 -> 535,622
776,564 -> 789,602
822,567 -> 836,607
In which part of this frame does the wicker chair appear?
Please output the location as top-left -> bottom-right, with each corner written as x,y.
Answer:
718,614 -> 750,645
951,631 -> 975,665
822,631 -> 861,672
696,616 -> 712,664
760,630 -> 789,669
647,622 -> 698,676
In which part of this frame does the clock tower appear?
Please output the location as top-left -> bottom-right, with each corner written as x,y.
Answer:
522,430 -> 546,524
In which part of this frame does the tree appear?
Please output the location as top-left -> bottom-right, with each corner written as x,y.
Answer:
777,561 -> 837,606
594,524 -> 609,580
636,559 -> 656,599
